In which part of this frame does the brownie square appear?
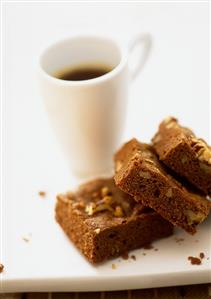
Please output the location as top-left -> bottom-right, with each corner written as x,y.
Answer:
152,117 -> 211,195
114,139 -> 210,234
55,178 -> 173,264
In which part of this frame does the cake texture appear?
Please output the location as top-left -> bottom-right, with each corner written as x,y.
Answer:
114,139 -> 210,234
152,117 -> 211,195
55,178 -> 173,263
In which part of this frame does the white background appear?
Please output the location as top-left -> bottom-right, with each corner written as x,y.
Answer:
3,2 -> 210,140
1,1 -> 210,292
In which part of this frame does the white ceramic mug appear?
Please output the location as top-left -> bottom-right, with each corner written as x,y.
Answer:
38,34 -> 151,178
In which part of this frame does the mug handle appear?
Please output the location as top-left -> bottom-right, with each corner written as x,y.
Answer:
128,33 -> 152,81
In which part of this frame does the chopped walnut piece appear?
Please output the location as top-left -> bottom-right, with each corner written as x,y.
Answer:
116,160 -> 122,172
72,201 -> 85,209
166,188 -> 173,198
139,171 -> 151,179
166,121 -> 177,129
94,228 -> 101,234
111,244 -> 120,255
101,187 -> 110,197
185,210 -> 205,225
191,137 -> 205,148
145,158 -> 154,165
103,195 -> 113,205
114,206 -> 124,217
190,137 -> 211,165
141,151 -> 152,159
85,202 -> 96,216
163,116 -> 176,124
95,204 -> 114,213
198,149 -> 211,164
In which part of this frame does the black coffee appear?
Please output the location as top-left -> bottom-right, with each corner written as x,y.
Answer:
55,63 -> 112,81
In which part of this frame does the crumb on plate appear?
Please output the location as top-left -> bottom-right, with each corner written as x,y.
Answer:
22,237 -> 30,242
175,237 -> 184,243
188,256 -> 201,265
39,191 -> 46,197
0,263 -> 4,273
199,252 -> 205,259
22,234 -> 31,242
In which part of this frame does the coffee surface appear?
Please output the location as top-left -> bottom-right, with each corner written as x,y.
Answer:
55,63 -> 112,81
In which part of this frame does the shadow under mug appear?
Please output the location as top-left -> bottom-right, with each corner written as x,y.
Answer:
38,34 -> 152,178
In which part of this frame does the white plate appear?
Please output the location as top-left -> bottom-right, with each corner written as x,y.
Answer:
2,72 -> 211,293
2,106 -> 211,292
2,185 -> 211,293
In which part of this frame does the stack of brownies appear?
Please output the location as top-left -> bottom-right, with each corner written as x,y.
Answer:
55,117 -> 211,263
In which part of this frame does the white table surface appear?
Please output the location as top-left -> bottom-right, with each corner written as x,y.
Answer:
1,1 -> 210,292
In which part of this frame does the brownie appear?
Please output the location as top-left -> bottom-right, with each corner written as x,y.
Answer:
55,178 -> 173,264
114,139 -> 210,234
152,117 -> 211,195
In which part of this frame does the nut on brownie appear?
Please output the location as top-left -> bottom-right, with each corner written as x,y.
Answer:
114,139 -> 210,234
55,178 -> 173,263
152,117 -> 211,195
